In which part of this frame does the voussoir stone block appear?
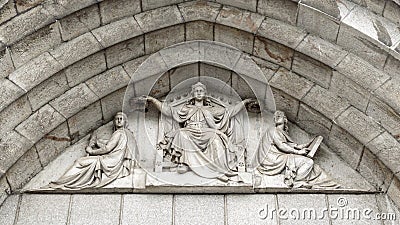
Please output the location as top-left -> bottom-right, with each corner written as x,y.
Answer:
6,147 -> 42,191
68,101 -> 103,141
0,96 -> 32,138
215,25 -> 254,54
384,1 -> 400,26
375,79 -> 400,113
337,106 -> 383,144
49,32 -> 102,68
49,83 -> 98,118
233,54 -> 275,83
101,88 -> 126,121
271,87 -> 299,122
200,41 -> 242,70
292,52 -> 332,89
134,5 -> 183,33
11,22 -> 61,68
0,131 -> 34,173
145,25 -> 184,54
99,0 -> 141,25
8,52 -> 63,92
35,122 -> 70,167
65,52 -> 107,87
185,21 -> 214,41
258,0 -> 298,25
270,67 -> 314,100
0,47 -> 14,79
301,0 -> 341,19
27,71 -> 69,111
0,177 -> 11,208
15,0 -> 44,13
0,5 -> 54,45
105,35 -> 145,68
302,85 -> 350,121
142,0 -> 183,11
330,71 -> 370,112
384,55 -> 400,79
0,78 -> 25,112
92,17 -> 142,48
388,176 -> 400,207
368,132 -> 400,173
60,4 -> 101,41
0,194 -> 18,225
160,41 -> 200,69
335,53 -> 390,91
297,103 -> 332,138
0,0 -> 17,25
296,34 -> 347,68
216,6 -> 264,34
216,0 -> 257,12
251,56 -> 279,81
178,1 -> 221,22
122,55 -> 149,77
42,0 -> 96,19
254,37 -> 294,69
366,97 -> 400,137
15,104 -> 66,143
258,17 -> 307,49
86,66 -> 130,98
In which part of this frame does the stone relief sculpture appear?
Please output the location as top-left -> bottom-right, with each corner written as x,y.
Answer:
254,110 -> 339,189
140,82 -> 256,182
47,112 -> 137,190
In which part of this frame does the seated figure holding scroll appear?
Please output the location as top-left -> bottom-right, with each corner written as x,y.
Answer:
255,110 -> 338,189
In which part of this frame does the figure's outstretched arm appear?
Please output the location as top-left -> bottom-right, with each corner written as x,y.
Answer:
140,95 -> 172,117
230,99 -> 256,117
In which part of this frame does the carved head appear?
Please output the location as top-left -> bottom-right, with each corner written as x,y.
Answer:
114,112 -> 128,129
191,82 -> 207,101
274,110 -> 288,131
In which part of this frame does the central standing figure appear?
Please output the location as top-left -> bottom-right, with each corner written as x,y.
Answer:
142,82 -> 254,181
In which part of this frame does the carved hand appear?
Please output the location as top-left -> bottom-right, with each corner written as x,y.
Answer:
297,148 -> 310,156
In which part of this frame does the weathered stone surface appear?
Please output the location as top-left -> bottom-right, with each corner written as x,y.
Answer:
200,41 -> 242,70
330,71 -> 370,112
336,53 -> 390,91
69,194 -> 121,225
178,1 -> 220,22
358,148 -> 393,192
49,83 -> 98,118
134,5 -> 183,33
250,56 -> 279,81
301,0 -> 341,19
35,122 -> 70,166
0,195 -> 18,225
258,0 -> 298,25
15,104 -> 65,143
185,21 -> 214,41
0,78 -> 24,111
15,0 -> 44,13
121,194 -> 173,225
50,32 -> 102,67
327,125 -> 364,169
199,63 -> 231,93
68,101 -> 103,141
101,88 -> 125,121
92,17 -> 142,48
216,0 -> 257,12
138,72 -> 169,98
27,71 -> 69,111
296,34 -> 347,68
368,132 -> 400,173
0,96 -> 31,138
65,52 -> 107,87
375,194 -> 400,225
0,177 -> 10,207
375,79 -> 400,113
131,53 -> 168,82
352,0 -> 386,15
270,67 -> 313,100
174,195 -> 224,225
0,131 -> 33,172
60,5 -> 100,41
366,97 -> 400,137
105,35 -> 145,68
233,54 -> 273,83
292,52 -> 331,89
0,47 -> 14,79
11,22 -> 61,68
384,1 -> 400,25
145,25 -> 184,54
142,0 -> 183,11
16,194 -> 70,225
0,0 -> 17,24
384,55 -> 400,79
298,3 -> 339,42
160,41 -> 200,69
254,37 -> 294,69
303,85 -> 350,120
8,52 -> 63,92
388,177 -> 400,207
337,23 -> 389,69
227,194 -> 278,224
6,147 -> 42,191
327,195 -> 381,225
271,87 -> 299,122
337,106 -> 383,144
215,25 -> 254,54
216,6 -> 264,34
297,104 -> 332,139
86,66 -> 130,98
99,0 -> 140,24
0,5 -> 54,45
122,55 -> 149,77
258,17 -> 307,49
170,63 -> 199,88
232,73 -> 267,100
42,0 -> 96,19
